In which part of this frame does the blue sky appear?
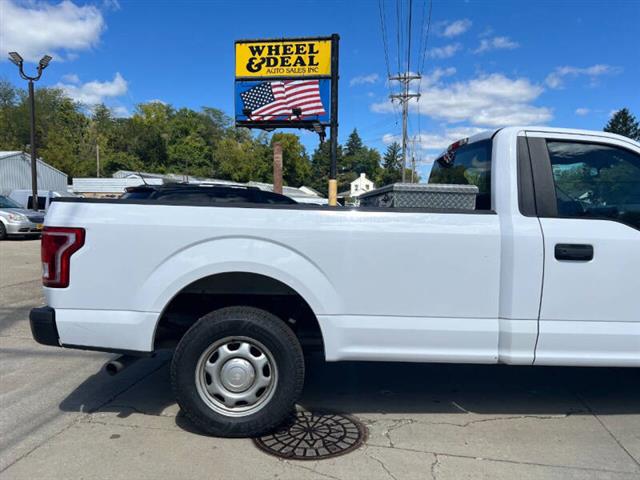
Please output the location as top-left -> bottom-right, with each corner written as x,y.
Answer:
1,0 -> 639,179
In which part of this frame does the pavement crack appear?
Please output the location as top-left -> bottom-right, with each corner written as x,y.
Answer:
367,443 -> 638,476
83,418 -> 178,432
574,392 -> 640,470
99,404 -> 176,418
283,460 -> 343,480
377,418 -> 416,448
365,448 -> 399,480
0,357 -> 170,474
0,414 -> 83,475
421,413 -> 574,428
429,453 -> 440,480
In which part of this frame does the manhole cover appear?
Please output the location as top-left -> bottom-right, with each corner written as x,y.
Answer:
254,410 -> 367,460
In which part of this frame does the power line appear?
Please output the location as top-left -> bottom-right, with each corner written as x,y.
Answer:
395,0 -> 402,74
378,0 -> 392,80
419,0 -> 433,75
406,0 -> 413,72
415,0 -> 433,182
378,0 -> 402,126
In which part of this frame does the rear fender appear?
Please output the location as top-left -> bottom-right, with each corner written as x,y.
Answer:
136,236 -> 341,317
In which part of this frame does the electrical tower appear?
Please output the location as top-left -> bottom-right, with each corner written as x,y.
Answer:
389,73 -> 420,182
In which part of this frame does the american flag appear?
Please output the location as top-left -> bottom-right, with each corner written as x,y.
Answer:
240,80 -> 326,121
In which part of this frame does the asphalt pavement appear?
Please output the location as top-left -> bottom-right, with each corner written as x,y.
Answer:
1,239 -> 639,479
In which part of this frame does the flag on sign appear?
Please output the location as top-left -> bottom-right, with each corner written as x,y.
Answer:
240,80 -> 326,121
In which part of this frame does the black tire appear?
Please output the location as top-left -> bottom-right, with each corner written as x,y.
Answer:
171,306 -> 305,437
0,223 -> 6,240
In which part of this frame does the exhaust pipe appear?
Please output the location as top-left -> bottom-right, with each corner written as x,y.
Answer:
105,355 -> 140,376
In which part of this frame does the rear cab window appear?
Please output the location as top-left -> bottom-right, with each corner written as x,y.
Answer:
429,139 -> 493,210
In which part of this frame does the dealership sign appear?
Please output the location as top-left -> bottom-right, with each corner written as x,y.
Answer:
234,36 -> 337,129
235,39 -> 331,78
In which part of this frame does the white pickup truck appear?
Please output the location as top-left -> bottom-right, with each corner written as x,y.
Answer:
30,127 -> 640,437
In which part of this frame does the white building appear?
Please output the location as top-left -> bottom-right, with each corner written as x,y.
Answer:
0,151 -> 68,195
350,173 -> 375,198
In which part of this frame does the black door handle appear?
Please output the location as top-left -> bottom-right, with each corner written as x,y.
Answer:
555,244 -> 594,261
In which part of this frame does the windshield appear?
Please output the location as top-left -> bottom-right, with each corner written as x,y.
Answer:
0,196 -> 22,209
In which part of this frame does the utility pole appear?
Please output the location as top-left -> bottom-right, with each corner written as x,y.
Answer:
389,73 -> 420,183
96,144 -> 100,177
273,142 -> 283,194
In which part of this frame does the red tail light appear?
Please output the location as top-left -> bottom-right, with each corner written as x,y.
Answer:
41,227 -> 85,288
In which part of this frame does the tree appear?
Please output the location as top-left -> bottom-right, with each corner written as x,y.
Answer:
309,141 -> 343,195
377,141 -> 402,185
604,108 -> 640,141
0,80 -> 20,150
342,128 -> 380,181
213,137 -> 270,183
344,128 -> 364,157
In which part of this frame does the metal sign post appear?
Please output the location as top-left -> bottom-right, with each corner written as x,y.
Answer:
328,34 -> 339,206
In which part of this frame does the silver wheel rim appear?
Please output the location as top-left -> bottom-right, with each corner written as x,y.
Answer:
195,336 -> 278,417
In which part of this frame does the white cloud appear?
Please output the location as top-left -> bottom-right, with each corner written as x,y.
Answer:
1,0 -> 105,62
384,126 -> 485,152
61,73 -> 80,83
373,71 -> 552,127
111,106 -> 130,118
415,127 -> 486,151
56,72 -> 128,105
440,19 -> 472,37
473,36 -> 519,54
102,0 -> 121,11
422,67 -> 457,86
575,108 -> 590,116
427,43 -> 462,59
382,133 -> 399,145
545,64 -> 622,89
146,99 -> 167,105
350,73 -> 379,86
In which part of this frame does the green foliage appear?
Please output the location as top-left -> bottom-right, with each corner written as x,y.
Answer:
0,80 -> 412,192
604,108 -> 640,141
213,136 -> 270,183
377,142 -> 401,184
309,140 -> 348,195
342,129 -> 381,180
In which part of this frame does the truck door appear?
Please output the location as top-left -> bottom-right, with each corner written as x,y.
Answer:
525,131 -> 640,366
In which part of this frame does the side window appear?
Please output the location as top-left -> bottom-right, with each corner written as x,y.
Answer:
429,139 -> 492,210
547,141 -> 640,229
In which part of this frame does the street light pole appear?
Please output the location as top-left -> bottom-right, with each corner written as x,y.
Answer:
28,80 -> 37,207
8,52 -> 52,211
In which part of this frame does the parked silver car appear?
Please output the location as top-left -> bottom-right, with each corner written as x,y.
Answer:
0,195 -> 45,240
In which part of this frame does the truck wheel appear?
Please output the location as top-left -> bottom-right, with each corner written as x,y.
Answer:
171,306 -> 305,437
